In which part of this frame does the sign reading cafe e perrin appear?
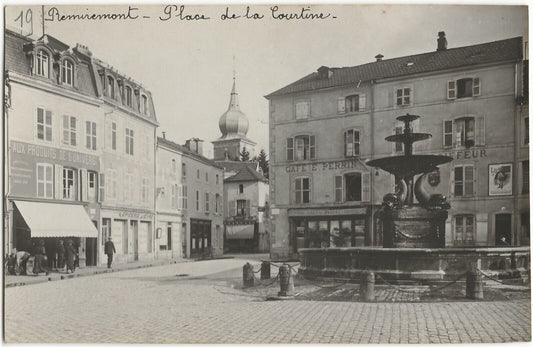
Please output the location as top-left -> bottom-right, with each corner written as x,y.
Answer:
285,159 -> 360,173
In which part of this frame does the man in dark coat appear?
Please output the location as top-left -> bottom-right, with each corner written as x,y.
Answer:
65,239 -> 77,274
104,237 -> 116,268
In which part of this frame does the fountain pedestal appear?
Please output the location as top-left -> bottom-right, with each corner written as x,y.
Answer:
379,206 -> 447,248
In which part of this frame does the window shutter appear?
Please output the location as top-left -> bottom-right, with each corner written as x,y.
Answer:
447,80 -> 456,99
470,165 -> 476,196
362,172 -> 371,202
475,116 -> 485,146
55,164 -> 63,199
98,172 -> 105,202
359,93 -> 366,111
450,167 -> 455,196
473,77 -> 481,96
229,200 -> 236,217
286,138 -> 293,161
443,120 -> 453,148
344,131 -> 349,157
293,177 -> 298,204
337,97 -> 345,114
334,175 -> 343,202
245,200 -> 251,217
310,135 -> 316,159
80,168 -> 88,201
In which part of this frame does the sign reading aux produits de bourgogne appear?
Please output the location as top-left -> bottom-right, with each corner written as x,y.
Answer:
9,140 -> 99,197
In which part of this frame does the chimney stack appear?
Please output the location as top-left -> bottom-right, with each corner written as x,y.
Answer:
375,54 -> 384,62
162,131 -> 166,139
437,31 -> 447,51
185,138 -> 204,156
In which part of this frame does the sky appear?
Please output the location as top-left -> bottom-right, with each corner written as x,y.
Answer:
3,3 -> 529,158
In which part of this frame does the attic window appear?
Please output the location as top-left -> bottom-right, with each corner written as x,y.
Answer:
406,62 -> 415,67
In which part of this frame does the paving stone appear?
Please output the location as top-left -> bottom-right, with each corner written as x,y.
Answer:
4,258 -> 532,343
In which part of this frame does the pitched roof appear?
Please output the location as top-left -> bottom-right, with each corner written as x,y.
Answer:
266,36 -> 523,98
157,137 -> 223,169
224,165 -> 268,183
215,160 -> 258,173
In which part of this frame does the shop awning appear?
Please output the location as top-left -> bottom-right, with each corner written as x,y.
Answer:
14,201 -> 98,238
226,225 -> 255,240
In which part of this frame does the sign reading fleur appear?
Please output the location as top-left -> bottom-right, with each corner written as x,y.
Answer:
489,164 -> 512,196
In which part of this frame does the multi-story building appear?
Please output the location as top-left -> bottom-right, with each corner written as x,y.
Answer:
156,136 -> 224,258
265,32 -> 528,260
4,30 -> 102,265
223,165 -> 269,252
4,29 -> 158,267
95,59 -> 158,265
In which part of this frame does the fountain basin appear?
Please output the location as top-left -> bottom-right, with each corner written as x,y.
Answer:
298,247 -> 530,284
379,206 -> 447,248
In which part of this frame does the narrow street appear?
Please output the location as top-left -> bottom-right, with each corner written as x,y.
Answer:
4,258 -> 531,343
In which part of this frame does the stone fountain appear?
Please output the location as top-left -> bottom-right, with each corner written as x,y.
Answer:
366,114 -> 452,248
298,114 -> 529,283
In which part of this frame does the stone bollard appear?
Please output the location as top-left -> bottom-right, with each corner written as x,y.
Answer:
278,264 -> 294,297
243,262 -> 254,288
261,261 -> 271,280
360,271 -> 375,301
466,270 -> 483,300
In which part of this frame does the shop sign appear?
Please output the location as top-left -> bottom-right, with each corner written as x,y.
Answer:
118,210 -> 153,219
489,163 -> 512,196
285,159 -> 359,173
9,140 -> 100,198
289,207 -> 367,217
439,148 -> 487,160
11,140 -> 99,169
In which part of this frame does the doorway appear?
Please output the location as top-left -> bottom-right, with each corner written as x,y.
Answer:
495,213 -> 512,246
131,220 -> 139,261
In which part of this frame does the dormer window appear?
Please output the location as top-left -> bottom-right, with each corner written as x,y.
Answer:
34,50 -> 49,78
107,76 -> 115,98
60,59 -> 74,86
125,86 -> 133,107
141,94 -> 148,115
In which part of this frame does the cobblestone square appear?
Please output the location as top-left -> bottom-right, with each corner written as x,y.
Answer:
4,259 -> 531,343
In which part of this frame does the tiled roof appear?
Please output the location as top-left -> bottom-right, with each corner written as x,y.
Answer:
266,37 -> 523,98
157,137 -> 223,169
215,160 -> 258,173
224,165 -> 268,183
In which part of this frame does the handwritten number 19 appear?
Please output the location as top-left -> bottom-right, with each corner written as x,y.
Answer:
14,9 -> 33,36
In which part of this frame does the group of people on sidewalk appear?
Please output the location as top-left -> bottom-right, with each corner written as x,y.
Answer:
7,237 -> 117,276
7,239 -> 79,276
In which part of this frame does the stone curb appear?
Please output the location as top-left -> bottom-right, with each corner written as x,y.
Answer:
5,260 -> 188,288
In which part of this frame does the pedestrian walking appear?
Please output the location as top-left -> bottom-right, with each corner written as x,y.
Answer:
65,239 -> 77,274
57,240 -> 65,271
32,240 -> 49,275
104,237 -> 116,268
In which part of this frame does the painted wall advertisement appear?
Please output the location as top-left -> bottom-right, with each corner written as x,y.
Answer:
9,140 -> 99,197
489,164 -> 512,196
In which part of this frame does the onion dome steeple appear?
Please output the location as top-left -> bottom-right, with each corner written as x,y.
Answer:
218,74 -> 249,139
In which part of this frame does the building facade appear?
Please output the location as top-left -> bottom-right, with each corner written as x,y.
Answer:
266,32 -> 528,260
156,136 -> 224,258
223,166 -> 270,252
4,30 -> 102,265
4,29 -> 158,267
95,59 -> 158,265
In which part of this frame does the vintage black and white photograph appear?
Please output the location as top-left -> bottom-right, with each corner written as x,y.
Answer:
2,2 -> 531,344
